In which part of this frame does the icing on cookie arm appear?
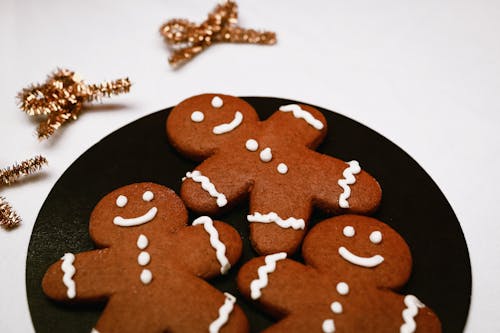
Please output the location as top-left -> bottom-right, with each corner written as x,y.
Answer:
171,218 -> 243,279
237,256 -> 321,313
309,152 -> 382,215
180,153 -> 253,214
42,249 -> 115,301
400,295 -> 442,333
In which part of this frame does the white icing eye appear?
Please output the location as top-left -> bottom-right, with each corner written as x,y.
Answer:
343,226 -> 355,237
259,147 -> 273,162
245,139 -> 259,151
277,163 -> 288,174
142,191 -> 154,202
369,231 -> 383,244
211,96 -> 223,108
116,195 -> 127,207
191,111 -> 204,122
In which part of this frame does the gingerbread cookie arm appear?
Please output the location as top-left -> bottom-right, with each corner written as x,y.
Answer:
399,295 -> 442,333
181,153 -> 253,215
237,255 -> 319,318
309,153 -> 382,215
42,249 -> 113,302
170,217 -> 243,278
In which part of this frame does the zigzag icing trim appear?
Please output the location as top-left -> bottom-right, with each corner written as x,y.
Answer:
209,292 -> 237,333
247,212 -> 305,230
250,252 -> 287,300
338,160 -> 361,208
400,295 -> 426,333
61,253 -> 76,299
185,170 -> 227,207
279,104 -> 324,130
192,216 -> 231,274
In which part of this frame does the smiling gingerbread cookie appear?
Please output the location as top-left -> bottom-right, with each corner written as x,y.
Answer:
167,94 -> 382,255
237,215 -> 441,332
42,183 -> 248,333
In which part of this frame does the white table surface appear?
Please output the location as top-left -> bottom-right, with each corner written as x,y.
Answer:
1,0 -> 499,331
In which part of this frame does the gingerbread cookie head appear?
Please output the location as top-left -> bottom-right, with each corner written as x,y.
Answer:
303,215 -> 412,289
89,183 -> 188,247
167,94 -> 260,160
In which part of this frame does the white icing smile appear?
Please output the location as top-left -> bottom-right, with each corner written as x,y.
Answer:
212,111 -> 243,134
113,207 -> 158,227
338,246 -> 384,268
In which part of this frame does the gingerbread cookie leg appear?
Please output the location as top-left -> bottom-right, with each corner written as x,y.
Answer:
248,185 -> 312,255
310,154 -> 382,215
42,250 -> 114,302
181,154 -> 253,215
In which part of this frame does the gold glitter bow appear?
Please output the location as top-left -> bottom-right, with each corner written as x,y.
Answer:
0,156 -> 47,229
18,69 -> 131,139
160,0 -> 277,67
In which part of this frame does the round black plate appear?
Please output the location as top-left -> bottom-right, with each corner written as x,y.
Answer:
26,97 -> 471,332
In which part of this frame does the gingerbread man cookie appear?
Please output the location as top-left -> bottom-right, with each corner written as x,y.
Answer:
167,94 -> 382,255
237,215 -> 441,332
42,183 -> 248,333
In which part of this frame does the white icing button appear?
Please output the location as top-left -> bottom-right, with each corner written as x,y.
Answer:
191,111 -> 204,122
370,231 -> 383,244
331,301 -> 343,314
245,139 -> 259,152
336,282 -> 349,295
137,234 -> 149,250
277,163 -> 288,174
116,195 -> 127,208
259,147 -> 272,162
142,191 -> 154,202
138,251 -> 151,266
211,96 -> 223,108
343,226 -> 355,237
322,319 -> 335,333
140,269 -> 153,285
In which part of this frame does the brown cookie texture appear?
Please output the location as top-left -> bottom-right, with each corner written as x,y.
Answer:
42,183 -> 248,333
237,215 -> 442,333
167,93 -> 382,255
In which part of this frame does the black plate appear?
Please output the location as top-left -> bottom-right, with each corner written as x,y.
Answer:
26,97 -> 471,332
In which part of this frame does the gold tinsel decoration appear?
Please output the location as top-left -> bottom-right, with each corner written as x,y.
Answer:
18,69 -> 131,139
0,156 -> 48,229
160,0 -> 277,67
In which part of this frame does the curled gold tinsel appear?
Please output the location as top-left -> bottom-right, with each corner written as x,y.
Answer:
0,197 -> 20,229
18,69 -> 131,139
160,0 -> 277,67
0,156 -> 48,229
0,155 -> 48,185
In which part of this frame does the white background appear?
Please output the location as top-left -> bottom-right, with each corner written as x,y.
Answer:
1,0 -> 499,331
